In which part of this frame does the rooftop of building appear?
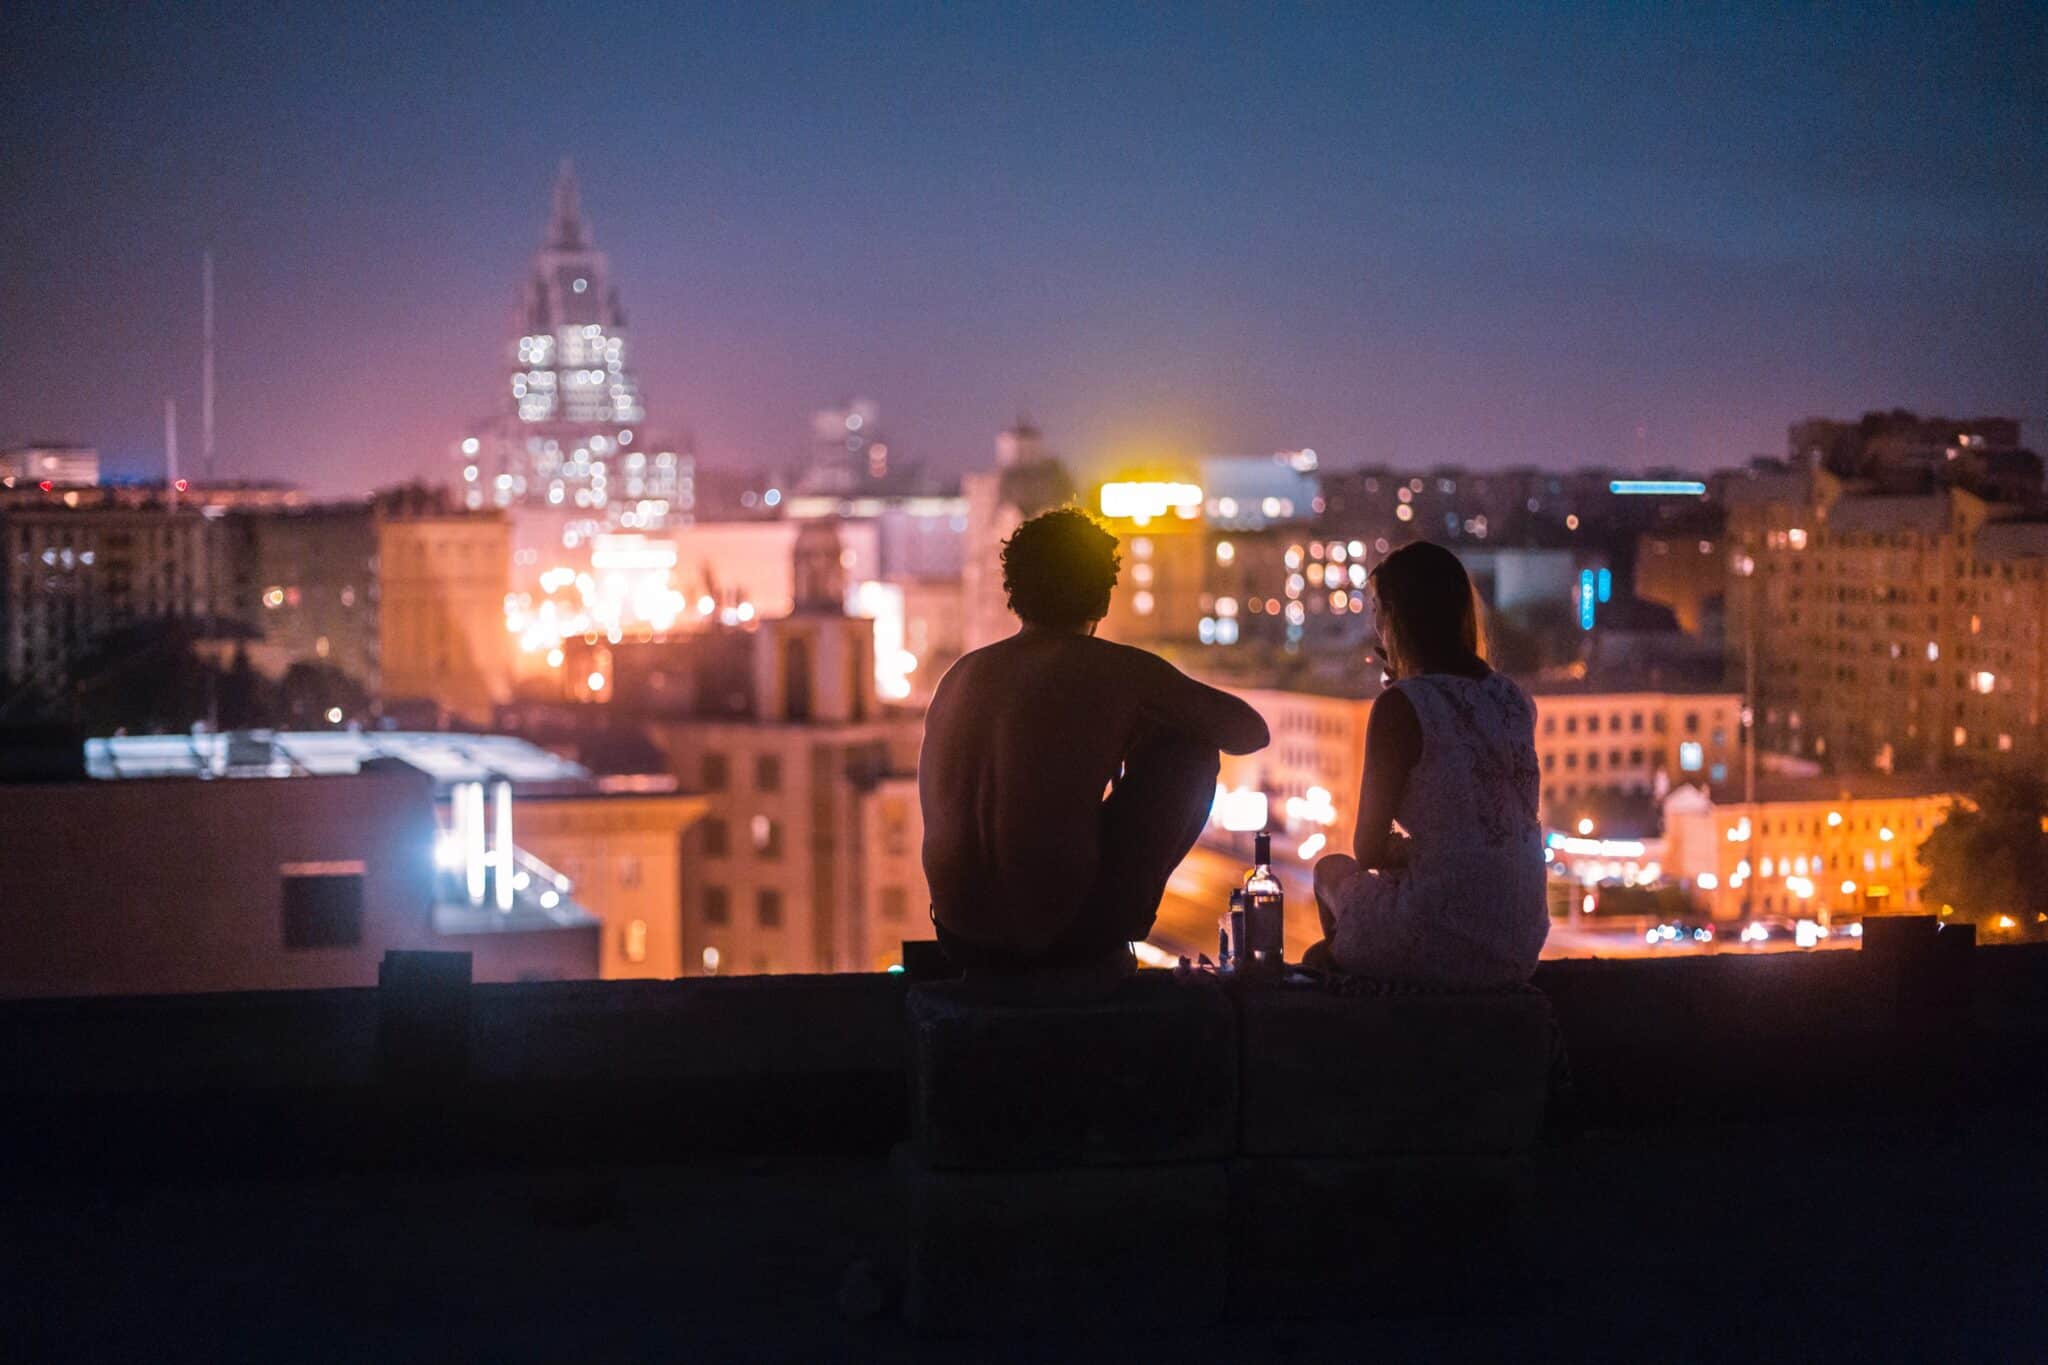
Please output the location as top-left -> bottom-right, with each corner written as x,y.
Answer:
1513,667 -> 1737,699
1691,772 -> 1963,807
83,729 -> 596,791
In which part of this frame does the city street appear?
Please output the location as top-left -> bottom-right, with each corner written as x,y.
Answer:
1146,842 -> 1857,963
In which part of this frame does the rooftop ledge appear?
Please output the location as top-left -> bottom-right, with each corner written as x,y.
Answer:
2,930 -> 2044,1183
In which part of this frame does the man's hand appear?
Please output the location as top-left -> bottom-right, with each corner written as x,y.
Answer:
1369,832 -> 1413,871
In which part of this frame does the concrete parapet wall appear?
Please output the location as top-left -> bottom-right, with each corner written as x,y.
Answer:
2,941 -> 2045,1181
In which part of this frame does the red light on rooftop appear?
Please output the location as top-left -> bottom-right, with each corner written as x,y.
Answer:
175,479 -> 189,492
38,480 -> 53,492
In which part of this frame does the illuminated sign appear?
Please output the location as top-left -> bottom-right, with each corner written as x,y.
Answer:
1577,570 -> 1597,630
1609,480 -> 1707,496
1544,833 -> 1649,858
1099,481 -> 1203,521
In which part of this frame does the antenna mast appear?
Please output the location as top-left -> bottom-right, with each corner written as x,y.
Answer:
165,399 -> 178,495
202,250 -> 216,480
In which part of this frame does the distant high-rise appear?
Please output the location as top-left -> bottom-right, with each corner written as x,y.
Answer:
461,162 -> 686,529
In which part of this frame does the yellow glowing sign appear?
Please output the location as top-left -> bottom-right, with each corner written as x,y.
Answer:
1098,481 -> 1202,521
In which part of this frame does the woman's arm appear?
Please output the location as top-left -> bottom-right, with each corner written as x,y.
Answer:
1352,687 -> 1422,867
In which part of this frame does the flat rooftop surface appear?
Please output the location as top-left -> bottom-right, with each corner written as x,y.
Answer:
84,730 -> 592,786
6,1113 -> 2043,1362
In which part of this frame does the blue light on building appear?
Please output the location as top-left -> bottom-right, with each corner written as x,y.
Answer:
1596,567 -> 1612,603
1609,480 -> 1707,496
1577,569 -> 1597,630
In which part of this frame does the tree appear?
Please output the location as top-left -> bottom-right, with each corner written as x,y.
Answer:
1919,775 -> 2048,941
68,620 -> 221,734
278,661 -> 368,729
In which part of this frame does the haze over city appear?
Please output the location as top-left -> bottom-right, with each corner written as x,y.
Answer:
4,1 -> 2044,492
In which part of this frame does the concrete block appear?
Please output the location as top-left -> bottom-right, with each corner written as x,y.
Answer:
894,1145 -> 1227,1335
908,973 -> 1237,1169
378,949 -> 472,1084
1227,1155 -> 1536,1312
1239,983 -> 1552,1158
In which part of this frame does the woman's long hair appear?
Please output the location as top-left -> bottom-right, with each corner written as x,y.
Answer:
1368,541 -> 1487,678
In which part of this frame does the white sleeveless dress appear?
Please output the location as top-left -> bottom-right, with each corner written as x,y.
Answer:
1328,672 -> 1549,987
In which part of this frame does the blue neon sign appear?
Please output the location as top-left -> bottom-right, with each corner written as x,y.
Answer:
1609,480 -> 1706,496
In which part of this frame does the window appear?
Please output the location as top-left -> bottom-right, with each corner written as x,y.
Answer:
702,885 -> 730,925
622,918 -> 648,963
1684,712 -> 1700,735
700,817 -> 728,857
757,889 -> 783,928
1679,741 -> 1704,772
1565,716 -> 1579,735
1543,753 -> 1556,772
755,754 -> 782,791
1608,713 -> 1623,732
751,814 -> 782,858
281,862 -> 364,949
879,798 -> 911,855
1542,716 -> 1556,736
1630,713 -> 1644,733
881,887 -> 909,921
701,752 -> 729,791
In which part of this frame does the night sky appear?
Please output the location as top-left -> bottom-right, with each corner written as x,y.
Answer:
3,2 -> 2043,493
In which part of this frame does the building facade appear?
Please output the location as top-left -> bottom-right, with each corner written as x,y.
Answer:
0,444 -> 100,488
460,162 -> 682,534
1210,678 -> 1743,865
961,422 -> 1075,653
227,503 -> 380,690
0,503 -> 224,692
514,787 -> 708,980
1528,683 -> 1744,829
1726,467 -> 2048,774
2,732 -> 630,999
646,522 -> 923,976
1662,775 -> 1957,925
376,488 -> 513,724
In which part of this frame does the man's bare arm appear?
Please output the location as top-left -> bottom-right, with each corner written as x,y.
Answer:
1136,653 -> 1270,755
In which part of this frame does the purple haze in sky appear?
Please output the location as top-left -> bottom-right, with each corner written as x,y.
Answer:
2,2 -> 2043,493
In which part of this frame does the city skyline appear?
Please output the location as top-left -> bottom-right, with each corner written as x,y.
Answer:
3,3 -> 2044,493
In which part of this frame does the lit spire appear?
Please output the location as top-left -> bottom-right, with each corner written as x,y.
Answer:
547,158 -> 587,250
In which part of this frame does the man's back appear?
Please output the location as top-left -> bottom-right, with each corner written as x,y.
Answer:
920,629 -> 1266,956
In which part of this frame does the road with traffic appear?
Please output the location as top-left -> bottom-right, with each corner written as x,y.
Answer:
1144,841 -> 1855,963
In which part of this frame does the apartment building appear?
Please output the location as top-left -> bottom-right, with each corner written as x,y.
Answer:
1726,468 -> 2048,774
1212,674 -> 1742,855
647,521 -> 921,976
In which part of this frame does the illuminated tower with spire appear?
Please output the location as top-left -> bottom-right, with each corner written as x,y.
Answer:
461,162 -> 684,531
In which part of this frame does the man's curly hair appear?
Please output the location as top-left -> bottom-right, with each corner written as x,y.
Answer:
1001,507 -> 1121,628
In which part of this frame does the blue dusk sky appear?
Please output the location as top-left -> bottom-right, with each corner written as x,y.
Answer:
2,1 -> 2043,491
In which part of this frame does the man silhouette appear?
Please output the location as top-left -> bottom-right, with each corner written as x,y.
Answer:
920,508 -> 1269,972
